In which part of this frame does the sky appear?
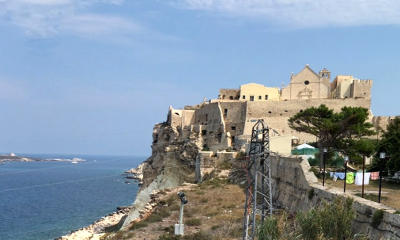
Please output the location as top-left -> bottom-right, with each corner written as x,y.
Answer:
0,0 -> 399,156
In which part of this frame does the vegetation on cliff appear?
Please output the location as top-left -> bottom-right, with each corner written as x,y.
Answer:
257,197 -> 368,240
288,104 -> 375,165
373,117 -> 400,171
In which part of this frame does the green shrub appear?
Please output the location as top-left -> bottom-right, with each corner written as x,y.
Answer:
371,209 -> 384,228
183,232 -> 210,240
297,197 -> 355,240
186,218 -> 202,226
158,233 -> 181,240
211,225 -> 221,230
258,216 -> 280,240
128,221 -> 148,230
169,204 -> 180,211
158,231 -> 210,240
147,214 -> 163,223
296,209 -> 320,240
394,210 -> 400,214
158,208 -> 171,218
308,189 -> 315,200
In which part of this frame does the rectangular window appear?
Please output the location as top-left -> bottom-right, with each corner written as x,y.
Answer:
224,108 -> 228,117
231,126 -> 236,130
265,95 -> 269,100
201,130 -> 207,136
258,96 -> 262,100
250,96 -> 254,101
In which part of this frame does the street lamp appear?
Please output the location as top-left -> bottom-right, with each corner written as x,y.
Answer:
175,192 -> 188,236
344,156 -> 349,193
322,148 -> 328,187
378,152 -> 386,203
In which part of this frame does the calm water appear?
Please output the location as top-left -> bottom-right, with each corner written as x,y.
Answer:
0,154 -> 143,240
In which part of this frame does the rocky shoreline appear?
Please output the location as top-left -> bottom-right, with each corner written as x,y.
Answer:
57,206 -> 131,240
57,163 -> 146,240
123,163 -> 145,185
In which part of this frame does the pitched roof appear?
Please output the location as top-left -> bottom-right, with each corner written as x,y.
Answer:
292,64 -> 320,79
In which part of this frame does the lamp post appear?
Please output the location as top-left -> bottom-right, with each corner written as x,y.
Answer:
344,156 -> 349,193
322,148 -> 328,187
362,155 -> 366,198
175,192 -> 188,236
378,152 -> 386,203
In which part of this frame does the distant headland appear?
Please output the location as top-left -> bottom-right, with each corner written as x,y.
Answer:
0,153 -> 85,164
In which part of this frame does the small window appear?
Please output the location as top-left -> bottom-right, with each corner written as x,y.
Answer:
242,95 -> 246,99
304,80 -> 310,85
250,96 -> 254,101
224,108 -> 228,117
217,133 -> 222,143
268,111 -> 272,114
205,114 -> 208,122
258,96 -> 262,100
284,110 -> 288,112
222,95 -> 226,99
229,96 -> 233,100
201,130 -> 207,136
265,95 -> 268,100
231,126 -> 236,130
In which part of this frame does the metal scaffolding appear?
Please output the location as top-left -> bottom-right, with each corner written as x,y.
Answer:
242,119 -> 272,240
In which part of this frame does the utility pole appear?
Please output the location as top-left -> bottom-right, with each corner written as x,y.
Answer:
242,120 -> 272,240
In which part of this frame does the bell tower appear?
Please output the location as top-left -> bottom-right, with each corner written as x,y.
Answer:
319,68 -> 331,80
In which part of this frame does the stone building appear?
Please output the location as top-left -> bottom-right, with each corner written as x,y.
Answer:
281,65 -> 331,100
165,65 -> 384,155
218,89 -> 240,100
239,83 -> 280,101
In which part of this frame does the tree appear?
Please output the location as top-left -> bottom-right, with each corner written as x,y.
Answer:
374,117 -> 400,172
288,105 -> 375,164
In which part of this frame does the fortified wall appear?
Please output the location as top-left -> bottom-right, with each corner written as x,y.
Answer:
271,155 -> 400,239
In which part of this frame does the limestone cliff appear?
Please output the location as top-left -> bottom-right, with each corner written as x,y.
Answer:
121,122 -> 200,228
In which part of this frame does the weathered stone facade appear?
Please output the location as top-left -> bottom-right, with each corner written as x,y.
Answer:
163,65 -> 386,155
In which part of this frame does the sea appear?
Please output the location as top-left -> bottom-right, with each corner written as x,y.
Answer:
0,154 -> 143,240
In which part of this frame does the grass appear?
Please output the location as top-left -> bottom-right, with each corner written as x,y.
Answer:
128,221 -> 149,231
102,176 -> 246,239
324,177 -> 400,211
371,209 -> 384,228
185,218 -> 201,226
355,193 -> 388,202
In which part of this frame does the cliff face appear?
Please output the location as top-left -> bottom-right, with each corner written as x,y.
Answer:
121,122 -> 200,228
140,122 -> 199,189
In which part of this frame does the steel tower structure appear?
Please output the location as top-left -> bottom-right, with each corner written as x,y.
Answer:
242,119 -> 272,240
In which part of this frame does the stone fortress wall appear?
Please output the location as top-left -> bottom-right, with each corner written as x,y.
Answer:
271,155 -> 400,239
166,65 -> 395,154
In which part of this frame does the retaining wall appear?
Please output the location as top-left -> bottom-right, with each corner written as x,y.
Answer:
271,155 -> 400,239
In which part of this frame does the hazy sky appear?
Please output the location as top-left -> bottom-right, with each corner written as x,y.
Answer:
0,0 -> 399,156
